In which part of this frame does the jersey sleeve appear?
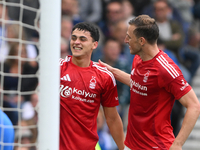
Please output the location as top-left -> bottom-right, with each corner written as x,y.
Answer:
165,75 -> 191,100
158,61 -> 192,100
101,72 -> 119,107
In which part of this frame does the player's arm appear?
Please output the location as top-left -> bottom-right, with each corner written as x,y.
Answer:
99,60 -> 131,86
103,106 -> 125,150
170,89 -> 200,150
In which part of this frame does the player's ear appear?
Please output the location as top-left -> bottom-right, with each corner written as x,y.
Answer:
139,37 -> 146,46
93,41 -> 98,49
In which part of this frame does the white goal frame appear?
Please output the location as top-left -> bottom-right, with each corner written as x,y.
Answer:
39,0 -> 61,150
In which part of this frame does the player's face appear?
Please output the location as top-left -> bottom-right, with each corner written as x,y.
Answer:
124,25 -> 142,55
70,29 -> 98,58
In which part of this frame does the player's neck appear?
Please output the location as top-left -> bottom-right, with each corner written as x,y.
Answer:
140,44 -> 160,61
72,56 -> 91,68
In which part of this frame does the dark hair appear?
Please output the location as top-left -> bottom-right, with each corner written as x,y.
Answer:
104,37 -> 122,49
128,15 -> 159,44
154,0 -> 171,9
104,36 -> 118,44
72,22 -> 100,42
106,0 -> 123,9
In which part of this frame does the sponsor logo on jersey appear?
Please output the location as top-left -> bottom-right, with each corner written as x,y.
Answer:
115,97 -> 118,101
61,74 -> 71,81
130,79 -> 148,96
143,70 -> 150,83
89,76 -> 96,89
60,85 -> 97,98
130,79 -> 147,91
180,79 -> 189,91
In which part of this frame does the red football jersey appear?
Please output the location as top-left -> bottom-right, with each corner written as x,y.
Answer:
125,50 -> 192,150
59,56 -> 119,150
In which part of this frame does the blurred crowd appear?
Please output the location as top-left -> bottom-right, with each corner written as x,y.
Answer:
0,0 -> 200,149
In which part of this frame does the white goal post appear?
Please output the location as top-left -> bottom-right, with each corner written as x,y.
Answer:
0,0 -> 61,148
39,0 -> 61,150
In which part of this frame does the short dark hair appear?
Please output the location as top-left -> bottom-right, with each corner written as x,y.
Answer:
72,22 -> 100,42
129,15 -> 159,44
154,0 -> 171,9
104,37 -> 122,49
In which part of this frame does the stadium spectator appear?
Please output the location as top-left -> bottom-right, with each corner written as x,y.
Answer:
153,0 -> 185,59
0,108 -> 15,150
78,0 -> 102,23
143,0 -> 184,22
193,0 -> 200,19
0,24 -> 38,63
61,16 -> 73,42
100,37 -> 130,130
101,37 -> 130,106
3,100 -> 19,125
111,20 -> 134,65
61,0 -> 83,25
179,27 -> 200,83
98,0 -> 124,37
0,3 -> 10,61
14,120 -> 36,150
60,37 -> 71,59
129,0 -> 151,16
122,0 -> 135,25
168,0 -> 194,23
0,43 -> 38,102
7,0 -> 39,39
21,93 -> 38,144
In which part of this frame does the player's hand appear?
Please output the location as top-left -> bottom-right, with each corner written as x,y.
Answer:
98,59 -> 113,72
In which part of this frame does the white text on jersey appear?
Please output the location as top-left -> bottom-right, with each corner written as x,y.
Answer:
60,85 -> 96,98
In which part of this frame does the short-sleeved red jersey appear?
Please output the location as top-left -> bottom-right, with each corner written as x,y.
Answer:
59,56 -> 119,150
125,50 -> 192,150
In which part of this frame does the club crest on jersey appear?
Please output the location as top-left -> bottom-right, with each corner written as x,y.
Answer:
89,76 -> 96,89
143,70 -> 150,83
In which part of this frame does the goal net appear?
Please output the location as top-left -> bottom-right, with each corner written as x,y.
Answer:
0,0 -> 60,150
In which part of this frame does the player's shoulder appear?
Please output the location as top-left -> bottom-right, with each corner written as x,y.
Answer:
155,51 -> 181,79
132,55 -> 140,63
92,62 -> 116,86
132,55 -> 141,66
59,55 -> 72,66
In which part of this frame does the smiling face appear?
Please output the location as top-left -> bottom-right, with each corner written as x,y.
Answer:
70,29 -> 98,58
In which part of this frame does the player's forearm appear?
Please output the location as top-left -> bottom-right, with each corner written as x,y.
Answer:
106,114 -> 125,150
112,67 -> 131,87
172,105 -> 200,147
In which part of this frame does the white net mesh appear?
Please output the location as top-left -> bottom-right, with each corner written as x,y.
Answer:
0,0 -> 40,149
